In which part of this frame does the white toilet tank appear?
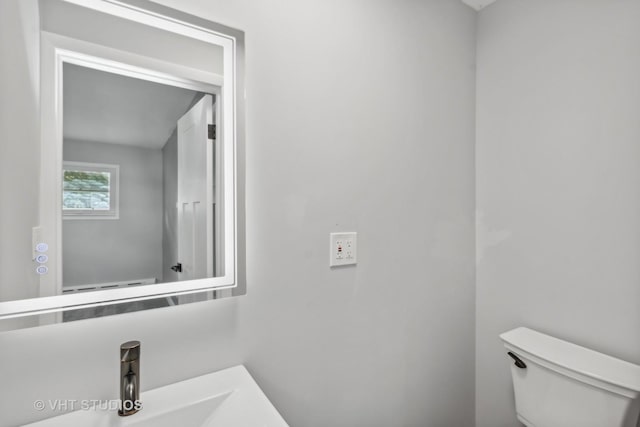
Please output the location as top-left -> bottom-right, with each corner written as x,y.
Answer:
500,327 -> 640,427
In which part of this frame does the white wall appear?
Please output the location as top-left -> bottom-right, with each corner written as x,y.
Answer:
0,0 -> 476,426
63,140 -> 164,286
475,1 -> 640,426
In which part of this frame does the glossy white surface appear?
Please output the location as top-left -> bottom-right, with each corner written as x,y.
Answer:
501,327 -> 640,392
25,366 -> 289,427
501,328 -> 640,427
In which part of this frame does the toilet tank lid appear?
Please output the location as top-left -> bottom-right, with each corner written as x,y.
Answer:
500,327 -> 640,392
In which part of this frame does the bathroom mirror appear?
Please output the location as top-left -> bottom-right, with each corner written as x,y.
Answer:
0,0 -> 245,324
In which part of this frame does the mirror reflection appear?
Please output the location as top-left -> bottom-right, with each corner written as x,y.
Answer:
0,0 -> 245,327
61,63 -> 221,295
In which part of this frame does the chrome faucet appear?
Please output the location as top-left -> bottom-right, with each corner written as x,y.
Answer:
119,340 -> 141,416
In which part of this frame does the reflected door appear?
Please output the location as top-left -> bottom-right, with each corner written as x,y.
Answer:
176,94 -> 214,281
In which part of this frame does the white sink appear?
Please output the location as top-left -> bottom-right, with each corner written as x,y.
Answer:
26,366 -> 289,427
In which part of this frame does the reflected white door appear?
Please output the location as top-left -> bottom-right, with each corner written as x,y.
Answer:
177,94 -> 214,282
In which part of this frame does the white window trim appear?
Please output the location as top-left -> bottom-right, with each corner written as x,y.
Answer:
62,161 -> 120,220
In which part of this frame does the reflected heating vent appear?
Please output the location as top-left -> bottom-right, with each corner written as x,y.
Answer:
62,278 -> 157,294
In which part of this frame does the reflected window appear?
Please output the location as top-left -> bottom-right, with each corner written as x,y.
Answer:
63,161 -> 119,219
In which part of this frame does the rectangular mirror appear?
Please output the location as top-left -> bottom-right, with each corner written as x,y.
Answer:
0,0 -> 245,326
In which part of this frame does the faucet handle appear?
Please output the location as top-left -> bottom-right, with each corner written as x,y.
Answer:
120,340 -> 140,362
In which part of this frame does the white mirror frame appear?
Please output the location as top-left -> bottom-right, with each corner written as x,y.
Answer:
0,0 -> 245,320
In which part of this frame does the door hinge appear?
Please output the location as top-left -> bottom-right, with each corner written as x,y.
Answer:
208,124 -> 216,140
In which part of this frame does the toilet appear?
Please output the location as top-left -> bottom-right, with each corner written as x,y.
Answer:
500,327 -> 640,427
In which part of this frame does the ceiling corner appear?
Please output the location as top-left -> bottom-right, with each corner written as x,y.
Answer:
461,0 -> 498,11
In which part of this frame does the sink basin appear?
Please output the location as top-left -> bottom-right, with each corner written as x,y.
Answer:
26,366 -> 289,427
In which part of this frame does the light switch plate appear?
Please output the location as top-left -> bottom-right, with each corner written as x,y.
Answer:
329,232 -> 357,267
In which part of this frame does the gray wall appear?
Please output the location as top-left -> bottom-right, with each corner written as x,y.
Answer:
475,1 -> 640,426
0,0 -> 40,325
63,140 -> 164,286
0,1 -> 476,426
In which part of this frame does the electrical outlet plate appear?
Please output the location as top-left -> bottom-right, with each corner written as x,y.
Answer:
329,232 -> 357,267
